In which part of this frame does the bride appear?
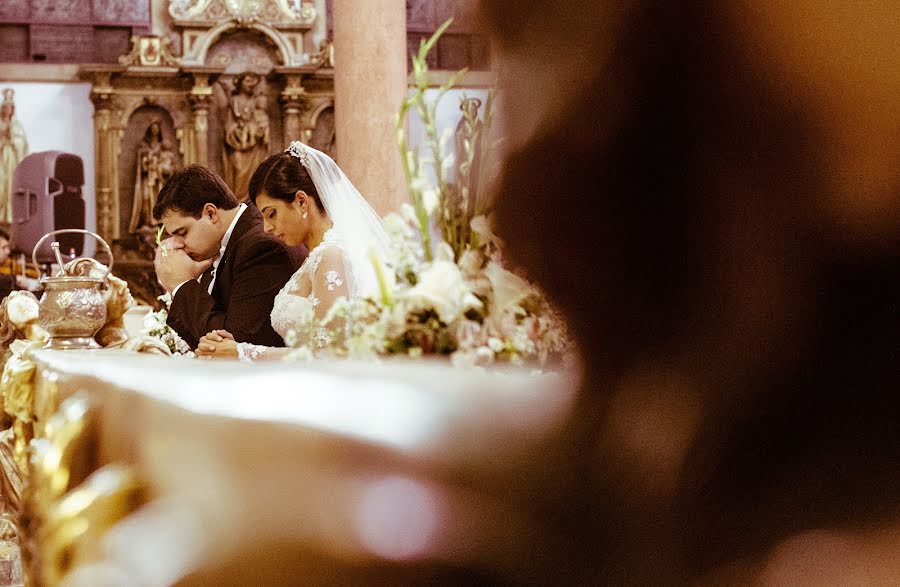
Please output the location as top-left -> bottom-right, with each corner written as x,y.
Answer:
196,141 -> 391,360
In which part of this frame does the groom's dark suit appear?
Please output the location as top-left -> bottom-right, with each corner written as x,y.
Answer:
166,204 -> 298,350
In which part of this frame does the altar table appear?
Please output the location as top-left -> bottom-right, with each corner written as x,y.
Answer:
15,350 -> 577,585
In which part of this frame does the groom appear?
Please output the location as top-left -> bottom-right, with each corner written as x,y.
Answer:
152,165 -> 298,350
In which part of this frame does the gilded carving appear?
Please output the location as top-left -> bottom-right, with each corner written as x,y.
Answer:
80,0 -> 332,275
171,0 -> 316,26
38,464 -> 144,585
310,38 -> 333,68
18,390 -> 144,585
118,35 -> 181,69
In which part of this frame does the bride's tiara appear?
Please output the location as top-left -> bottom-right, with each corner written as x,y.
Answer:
286,140 -> 310,166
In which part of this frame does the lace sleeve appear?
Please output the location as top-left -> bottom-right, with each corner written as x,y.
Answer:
308,245 -> 353,350
235,342 -> 291,362
310,245 -> 353,320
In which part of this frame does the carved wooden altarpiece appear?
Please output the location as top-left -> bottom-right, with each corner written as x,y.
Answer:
79,0 -> 334,304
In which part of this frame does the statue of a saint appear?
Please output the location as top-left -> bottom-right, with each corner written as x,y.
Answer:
0,89 -> 28,225
220,73 -> 270,200
129,119 -> 177,232
454,97 -> 483,210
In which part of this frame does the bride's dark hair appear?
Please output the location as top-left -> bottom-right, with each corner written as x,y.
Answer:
248,152 -> 323,210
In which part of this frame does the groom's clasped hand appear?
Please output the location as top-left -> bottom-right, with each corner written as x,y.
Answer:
154,236 -> 214,293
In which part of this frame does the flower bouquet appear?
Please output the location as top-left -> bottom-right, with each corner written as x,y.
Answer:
141,293 -> 193,356
287,21 -> 572,369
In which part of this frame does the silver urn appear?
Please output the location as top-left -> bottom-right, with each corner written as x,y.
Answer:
33,230 -> 114,350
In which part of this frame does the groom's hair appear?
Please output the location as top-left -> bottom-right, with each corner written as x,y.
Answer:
153,165 -> 239,220
248,152 -> 323,211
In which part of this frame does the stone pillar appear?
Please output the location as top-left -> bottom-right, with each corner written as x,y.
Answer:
333,0 -> 408,215
90,77 -> 122,241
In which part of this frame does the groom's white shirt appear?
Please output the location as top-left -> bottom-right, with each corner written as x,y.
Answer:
172,203 -> 248,298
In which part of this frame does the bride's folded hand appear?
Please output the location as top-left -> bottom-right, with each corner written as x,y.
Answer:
197,329 -> 238,358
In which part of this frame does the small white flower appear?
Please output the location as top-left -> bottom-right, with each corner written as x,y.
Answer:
399,256 -> 482,324
313,326 -> 334,348
325,270 -> 343,291
441,153 -> 456,177
410,175 -> 429,194
487,337 -> 504,353
422,187 -> 440,216
400,203 -> 419,226
284,329 -> 298,347
434,241 -> 455,263
457,249 -> 483,278
439,127 -> 453,153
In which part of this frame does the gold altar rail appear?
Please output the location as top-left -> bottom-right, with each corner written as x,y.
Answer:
8,350 -> 577,585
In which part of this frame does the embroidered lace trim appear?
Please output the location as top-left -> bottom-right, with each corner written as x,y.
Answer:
237,342 -> 267,362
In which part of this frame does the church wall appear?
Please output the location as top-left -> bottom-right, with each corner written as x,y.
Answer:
1,82 -> 97,249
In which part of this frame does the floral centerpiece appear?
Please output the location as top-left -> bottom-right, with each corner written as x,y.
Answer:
141,293 -> 193,356
288,21 -> 571,369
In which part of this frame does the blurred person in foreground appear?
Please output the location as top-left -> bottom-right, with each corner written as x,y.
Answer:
482,0 -> 899,584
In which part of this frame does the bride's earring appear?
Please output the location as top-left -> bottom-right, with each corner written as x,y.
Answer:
302,208 -> 308,220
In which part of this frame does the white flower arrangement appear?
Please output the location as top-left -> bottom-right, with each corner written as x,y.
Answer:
283,21 -> 572,369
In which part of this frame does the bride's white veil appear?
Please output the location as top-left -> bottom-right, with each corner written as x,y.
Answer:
286,141 -> 392,298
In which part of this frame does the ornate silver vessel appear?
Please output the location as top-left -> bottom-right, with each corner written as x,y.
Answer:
33,230 -> 114,350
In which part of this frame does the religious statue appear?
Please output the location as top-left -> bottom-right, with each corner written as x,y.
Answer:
454,97 -> 483,206
128,119 -> 177,233
0,89 -> 28,225
219,73 -> 270,200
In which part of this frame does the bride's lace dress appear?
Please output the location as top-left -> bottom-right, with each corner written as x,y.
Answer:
237,229 -> 355,361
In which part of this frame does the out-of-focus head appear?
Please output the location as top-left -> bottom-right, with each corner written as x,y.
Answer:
483,0 -> 900,397
0,228 -> 11,264
481,0 -> 900,582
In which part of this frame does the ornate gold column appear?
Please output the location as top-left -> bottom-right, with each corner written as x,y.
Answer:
89,72 -> 123,242
279,71 -> 310,144
185,70 -> 215,167
333,0 -> 408,214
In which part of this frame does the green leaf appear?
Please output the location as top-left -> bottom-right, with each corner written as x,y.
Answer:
421,18 -> 453,58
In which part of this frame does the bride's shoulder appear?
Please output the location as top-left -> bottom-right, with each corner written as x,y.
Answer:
305,236 -> 348,274
311,242 -> 349,269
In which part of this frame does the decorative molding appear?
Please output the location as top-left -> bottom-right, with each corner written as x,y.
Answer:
181,20 -> 304,68
169,0 -> 316,28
